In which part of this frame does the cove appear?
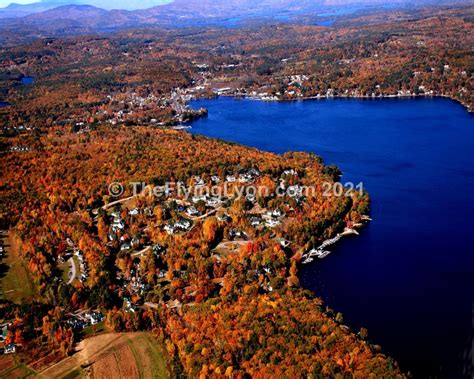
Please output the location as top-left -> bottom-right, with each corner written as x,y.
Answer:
189,97 -> 474,378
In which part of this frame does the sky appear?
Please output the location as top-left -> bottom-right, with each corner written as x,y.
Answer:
0,0 -> 173,10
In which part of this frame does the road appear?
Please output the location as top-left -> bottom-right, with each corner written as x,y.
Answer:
67,257 -> 77,285
214,240 -> 250,251
132,246 -> 152,258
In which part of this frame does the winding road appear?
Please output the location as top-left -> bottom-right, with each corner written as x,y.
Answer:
67,257 -> 77,285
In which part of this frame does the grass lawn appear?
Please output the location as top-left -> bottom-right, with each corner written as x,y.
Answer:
0,232 -> 36,304
83,321 -> 107,336
58,260 -> 71,283
127,333 -> 169,379
143,333 -> 169,378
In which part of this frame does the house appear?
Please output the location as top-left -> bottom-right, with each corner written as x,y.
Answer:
211,175 -> 221,184
67,318 -> 86,330
239,173 -> 252,183
164,224 -> 176,234
176,219 -> 192,230
250,217 -> 261,227
195,63 -> 209,70
266,219 -> 281,228
272,209 -> 284,218
229,229 -> 248,240
89,311 -> 104,325
129,208 -> 140,216
112,218 -> 125,231
226,175 -> 236,183
4,344 -> 16,354
175,204 -> 186,213
124,298 -> 137,313
287,185 -> 303,198
216,87 -> 232,95
131,237 -> 140,248
0,324 -> 10,342
121,243 -> 132,251
192,195 -> 207,203
283,169 -> 298,176
194,177 -> 205,187
278,239 -> 291,248
186,206 -> 199,217
206,197 -> 221,207
248,168 -> 261,177
246,194 -> 256,203
144,207 -> 153,216
153,244 -> 165,255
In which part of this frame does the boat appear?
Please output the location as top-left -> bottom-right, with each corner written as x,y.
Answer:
318,251 -> 331,259
302,257 -> 314,264
342,228 -> 360,236
173,125 -> 191,130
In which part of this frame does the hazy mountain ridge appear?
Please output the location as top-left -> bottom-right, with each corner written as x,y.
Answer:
0,0 -> 471,37
0,0 -> 171,15
0,0 -> 81,18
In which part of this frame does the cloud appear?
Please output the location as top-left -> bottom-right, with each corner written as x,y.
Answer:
0,0 -> 37,7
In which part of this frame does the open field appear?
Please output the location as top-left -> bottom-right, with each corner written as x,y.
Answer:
38,332 -> 169,379
0,232 -> 35,304
0,355 -> 37,378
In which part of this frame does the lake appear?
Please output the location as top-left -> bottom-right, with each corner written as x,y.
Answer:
21,76 -> 35,85
0,101 -> 11,107
189,97 -> 474,378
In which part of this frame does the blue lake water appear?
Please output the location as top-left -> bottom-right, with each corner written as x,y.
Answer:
21,76 -> 34,85
315,19 -> 335,27
190,97 -> 474,378
0,101 -> 10,107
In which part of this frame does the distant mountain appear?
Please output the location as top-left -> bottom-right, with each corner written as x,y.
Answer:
0,0 -> 171,15
24,4 -> 106,21
0,0 -> 470,37
0,1 -> 80,18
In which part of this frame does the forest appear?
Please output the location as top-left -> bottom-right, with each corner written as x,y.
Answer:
0,126 -> 400,376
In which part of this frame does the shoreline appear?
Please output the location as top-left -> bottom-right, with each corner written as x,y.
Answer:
300,219 -> 369,265
191,92 -> 473,114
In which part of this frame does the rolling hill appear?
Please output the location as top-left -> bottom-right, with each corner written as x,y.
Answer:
0,0 -> 471,39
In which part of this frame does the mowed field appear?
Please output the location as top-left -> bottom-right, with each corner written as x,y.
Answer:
0,231 -> 36,304
38,332 -> 169,379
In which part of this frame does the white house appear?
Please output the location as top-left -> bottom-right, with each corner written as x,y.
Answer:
129,208 -> 139,216
266,219 -> 281,228
4,344 -> 16,354
186,206 -> 199,217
